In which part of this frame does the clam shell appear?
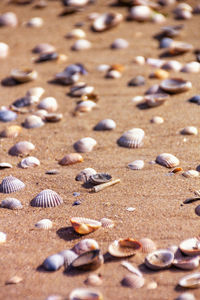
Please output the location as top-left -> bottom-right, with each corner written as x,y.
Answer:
85,274 -> 102,286
111,38 -> 129,49
0,176 -> 25,194
189,95 -> 200,104
94,119 -> 116,131
31,189 -> 63,208
23,115 -> 44,129
128,160 -> 144,170
144,93 -> 169,107
71,39 -> 91,51
59,153 -> 83,166
11,69 -> 38,83
72,239 -> 100,255
20,156 -> 40,169
181,126 -> 198,135
92,12 -> 123,32
59,250 -> 78,268
181,62 -> 200,73
38,97 -> 58,112
0,12 -> 18,27
71,249 -> 104,271
89,173 -> 112,185
43,254 -> 64,271
179,273 -> 200,288
100,218 -> 114,228
26,17 -> 43,28
26,87 -> 45,98
108,238 -> 142,257
117,128 -> 145,148
74,137 -> 97,153
106,69 -> 121,79
0,42 -> 9,59
160,78 -> 192,94
0,110 -> 17,122
176,293 -> 196,300
128,75 -> 145,87
173,256 -> 199,270
5,276 -> 23,285
67,28 -> 86,39
156,153 -> 179,168
1,198 -> 23,210
75,101 -> 96,113
75,168 -> 97,183
121,274 -> 145,289
0,162 -> 13,169
129,5 -> 152,21
145,249 -> 174,270
168,41 -> 193,55
0,232 -> 6,243
162,60 -> 182,72
182,170 -> 199,178
179,238 -> 200,256
70,217 -> 102,234
151,116 -> 164,124
45,113 -> 63,122
35,219 -> 53,229
70,83 -> 94,97
9,141 -> 35,156
139,238 -> 157,253
69,288 -> 103,300
0,125 -> 22,138
32,43 -> 55,54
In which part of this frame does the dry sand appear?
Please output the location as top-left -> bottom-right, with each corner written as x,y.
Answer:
0,0 -> 200,299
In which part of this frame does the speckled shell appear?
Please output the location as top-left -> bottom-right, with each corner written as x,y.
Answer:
0,176 -> 25,194
69,288 -> 103,300
74,137 -> 97,153
20,156 -> 40,169
23,115 -> 44,129
94,119 -> 116,131
70,217 -> 102,235
11,69 -> 38,83
145,249 -> 174,270
156,153 -> 179,168
59,153 -> 83,166
31,189 -> 63,208
71,249 -> 104,271
0,110 -> 17,122
0,125 -> 22,138
117,128 -> 145,148
179,238 -> 200,256
59,249 -> 78,268
182,170 -> 199,178
181,126 -> 198,135
160,78 -> 192,94
43,254 -> 64,271
139,238 -> 157,253
173,256 -> 199,270
0,12 -> 18,27
108,238 -> 142,257
38,97 -> 58,112
75,168 -> 97,183
100,218 -> 114,228
72,239 -> 100,255
85,274 -> 102,286
1,198 -> 23,210
121,274 -> 145,289
71,39 -> 91,51
179,273 -> 200,288
9,141 -> 35,156
128,160 -> 144,170
35,219 -> 53,229
0,232 -> 7,243
92,12 -> 123,32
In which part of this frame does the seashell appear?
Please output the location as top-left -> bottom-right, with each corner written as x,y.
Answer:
156,153 -> 179,168
55,64 -> 84,85
0,125 -> 21,138
150,69 -> 169,79
0,162 -> 13,169
145,84 -> 162,95
20,156 -> 40,169
176,293 -> 196,300
35,219 -> 53,229
128,76 -> 145,87
74,137 -> 97,153
89,173 -> 112,185
0,12 -> 18,27
131,96 -> 144,103
1,198 -> 23,210
9,141 -> 35,156
69,288 -> 103,300
75,168 -> 97,183
26,17 -> 43,28
182,170 -> 199,178
179,273 -> 200,288
171,167 -> 183,174
121,274 -> 145,289
146,58 -> 164,68
152,13 -> 166,24
179,237 -> 200,256
71,249 -> 104,271
5,276 -> 23,285
174,5 -> 192,20
150,116 -> 164,124
81,92 -> 99,103
32,43 -> 55,54
94,119 -> 116,131
71,39 -> 91,51
162,60 -> 182,72
168,41 -> 193,55
173,256 -> 199,270
0,110 -> 17,122
181,126 -> 198,135
0,232 -> 7,243
45,113 -> 63,122
59,153 -> 83,166
67,28 -> 86,39
128,160 -> 144,170
133,56 -> 145,65
146,281 -> 158,290
117,128 -> 145,148
70,217 -> 101,235
111,38 -> 129,49
121,261 -> 143,277
92,12 -> 123,32
75,100 -> 96,113
45,169 -> 60,175
0,42 -> 9,59
38,97 -> 58,112
100,218 -> 114,228
45,295 -> 62,300
106,69 -> 121,79
97,64 -> 110,72
43,254 -> 64,271
195,205 -> 200,216
160,78 -> 192,94
23,115 -> 44,129
144,93 -> 169,108
34,109 -> 48,119
70,82 -> 94,97
63,0 -> 89,7
26,87 -> 45,99
139,238 -> 157,253
59,249 -> 78,268
11,96 -> 37,109
161,25 -> 184,38
0,176 -> 25,194
73,239 -> 99,255
145,249 -> 174,270
108,238 -> 142,257
31,189 -> 63,208
85,274 -> 102,286
160,37 -> 173,49
181,62 -> 200,73
129,5 -> 152,21
11,69 -> 38,83
189,95 -> 200,104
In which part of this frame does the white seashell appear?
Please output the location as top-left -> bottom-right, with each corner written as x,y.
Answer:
162,60 -> 182,72
121,274 -> 145,288
67,28 -> 86,39
88,12 -> 99,20
108,238 -> 142,257
145,249 -> 174,270
45,295 -> 62,300
35,219 -> 53,229
0,232 -> 7,243
0,162 -> 13,169
75,101 -> 96,113
131,96 -> 144,103
145,93 -> 169,108
92,12 -> 123,32
118,128 -> 145,148
181,62 -> 200,73
59,249 -> 78,268
85,274 -> 102,286
32,43 -> 55,54
173,256 -> 199,270
43,254 -> 64,271
26,87 -> 45,99
129,6 -> 152,21
179,273 -> 200,288
152,13 -> 166,24
139,238 -> 157,253
38,97 -> 58,112
23,115 -> 44,129
176,293 -> 196,300
34,109 -> 48,118
65,0 -> 89,7
151,116 -> 164,124
94,119 -> 116,131
70,217 -> 102,235
26,17 -> 43,28
146,58 -> 164,68
0,12 -> 18,27
73,239 -> 99,255
182,170 -> 199,178
75,168 -> 97,183
0,42 -> 9,59
128,160 -> 144,170
9,141 -> 35,156
71,39 -> 91,51
71,249 -> 103,271
0,176 -> 25,194
179,237 -> 200,256
156,153 -> 179,168
146,281 -> 158,290
31,189 -> 63,208
20,156 -> 40,169
11,69 -> 38,83
160,78 -> 192,94
133,56 -> 145,65
5,275 -> 23,285
69,288 -> 103,300
70,83 -> 94,97
100,218 -> 114,228
106,69 -> 121,79
121,261 -> 143,277
97,64 -> 110,72
1,198 -> 23,210
59,153 -> 83,166
74,137 -> 97,153
111,38 -> 129,49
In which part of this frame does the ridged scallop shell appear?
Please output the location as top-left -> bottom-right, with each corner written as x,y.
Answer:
0,176 -> 25,194
70,217 -> 102,234
0,232 -> 7,243
144,93 -> 169,107
1,198 -> 23,210
181,62 -> 200,73
160,78 -> 192,94
69,288 -> 103,300
145,249 -> 174,270
20,156 -> 40,169
72,239 -> 99,255
26,87 -> 45,99
181,126 -> 198,135
9,141 -> 35,156
89,173 -> 112,185
43,254 -> 64,271
179,238 -> 200,256
35,219 -> 53,229
85,274 -> 102,286
0,125 -> 22,138
173,256 -> 199,270
156,153 -> 179,168
108,238 -> 142,257
121,274 -> 144,289
100,218 -> 114,228
151,116 -> 164,124
94,119 -> 116,131
179,273 -> 200,288
139,238 -> 157,253
75,100 -> 96,113
176,293 -> 196,300
59,249 -> 78,268
31,189 -> 63,208
38,97 -> 58,112
0,110 -> 17,122
72,39 -> 91,51
128,160 -> 144,170
0,12 -> 18,27
92,12 -> 123,32
0,42 -> 9,59
71,249 -> 104,271
11,69 -> 38,83
74,137 -> 97,153
26,17 -> 43,28
182,170 -> 199,178
75,168 -> 97,183
67,28 -> 86,39
117,128 -> 145,148
59,153 -> 83,166
32,43 -> 55,54
111,38 -> 129,49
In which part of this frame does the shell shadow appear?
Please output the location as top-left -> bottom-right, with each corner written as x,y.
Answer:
1,77 -> 20,87
56,226 -> 81,242
47,79 -> 68,86
136,102 -> 150,110
159,51 -> 184,58
63,265 -> 91,277
81,182 -> 94,189
174,284 -> 189,293
36,264 -> 54,273
103,252 -> 124,264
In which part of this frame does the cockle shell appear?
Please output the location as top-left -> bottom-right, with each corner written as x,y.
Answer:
67,28 -> 86,39
181,126 -> 198,135
160,78 -> 192,94
92,12 -> 123,32
179,273 -> 200,288
179,237 -> 200,256
139,238 -> 157,253
117,128 -> 145,148
0,125 -> 22,138
72,239 -> 99,255
156,153 -> 179,168
111,38 -> 129,49
69,288 -> 103,300
72,39 -> 91,51
100,218 -> 114,228
59,249 -> 78,268
181,62 -> 200,73
145,249 -> 174,270
128,160 -> 144,170
0,42 -> 9,59
0,12 -> 18,27
70,217 -> 102,235
144,93 -> 169,107
0,232 -> 7,243
35,219 -> 53,229
108,238 -> 142,257
31,189 -> 63,208
121,274 -> 145,289
38,97 -> 58,112
43,254 -> 64,271
89,173 -> 112,185
26,87 -> 45,99
1,198 -> 23,210
59,153 -> 83,166
11,69 -> 38,83
85,274 -> 102,286
182,170 -> 199,178
0,110 -> 17,122
176,293 -> 196,300
71,249 -> 104,271
23,115 -> 44,129
26,17 -> 43,28
32,43 -> 55,54
9,141 -> 35,156
150,116 -> 164,124
75,168 -> 97,183
94,119 -> 116,131
173,256 -> 199,270
74,137 -> 97,153
20,156 -> 40,169
0,176 -> 25,194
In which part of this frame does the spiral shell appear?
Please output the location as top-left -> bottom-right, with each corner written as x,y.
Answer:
1,198 -> 23,210
117,128 -> 145,148
108,238 -> 142,257
156,153 -> 179,168
0,176 -> 25,194
9,141 -> 35,156
35,219 -> 53,229
31,189 -> 63,208
70,217 -> 102,235
121,274 -> 145,289
72,239 -> 99,255
59,153 -> 83,166
74,137 -> 97,153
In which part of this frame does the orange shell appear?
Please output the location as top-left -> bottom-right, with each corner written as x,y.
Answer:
70,217 -> 102,235
59,153 -> 83,166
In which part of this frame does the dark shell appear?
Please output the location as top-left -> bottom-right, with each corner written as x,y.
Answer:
189,95 -> 200,104
35,52 -> 58,63
128,75 -> 145,87
71,249 -> 103,271
0,176 -> 25,194
161,25 -> 184,38
89,173 -> 112,185
12,97 -> 32,108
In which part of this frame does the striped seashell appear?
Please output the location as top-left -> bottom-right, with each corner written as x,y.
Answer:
67,28 -> 86,39
173,256 -> 199,270
182,170 -> 199,178
0,162 -> 13,169
59,153 -> 83,166
129,5 -> 152,21
38,97 -> 58,112
75,101 -> 96,113
117,128 -> 145,148
59,250 -> 78,268
108,238 -> 142,257
160,78 -> 192,94
181,126 -> 198,135
71,249 -> 104,271
75,168 -> 97,183
176,293 -> 196,300
0,110 -> 17,122
0,176 -> 25,194
70,217 -> 102,235
156,153 -> 179,168
0,12 -> 18,27
121,274 -> 145,289
26,87 -> 45,99
179,237 -> 200,256
0,232 -> 7,243
179,273 -> 200,288
35,219 -> 53,229
94,119 -> 116,131
43,254 -> 64,271
45,113 -> 63,122
73,239 -> 99,255
85,274 -> 102,286
128,160 -> 144,170
71,39 -> 91,51
100,218 -> 114,228
9,141 -> 35,156
151,116 -> 164,124
5,275 -> 23,285
121,261 -> 143,277
11,69 -> 38,83
26,17 -> 43,28
31,189 -> 63,208
145,249 -> 174,270
139,238 -> 157,253
74,137 -> 97,153
20,156 -> 40,169
92,12 -> 123,32
111,38 -> 129,49
0,42 -> 9,59
69,288 -> 103,300
1,198 -> 23,210
23,115 -> 44,129
32,43 -> 55,54
0,125 -> 22,138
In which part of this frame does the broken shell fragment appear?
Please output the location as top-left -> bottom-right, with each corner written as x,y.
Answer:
38,97 -> 58,112
85,274 -> 102,286
179,238 -> 200,256
117,128 -> 145,148
70,217 -> 102,235
0,176 -> 25,194
31,189 -> 63,208
1,198 -> 23,210
9,141 -> 35,156
71,249 -> 104,271
75,168 -> 97,183
59,153 -> 83,166
173,256 -> 199,270
23,115 -> 44,129
128,160 -> 144,170
100,218 -> 114,229
0,125 -> 22,138
145,249 -> 174,270
94,119 -> 116,131
181,126 -> 198,135
182,170 -> 199,178
74,137 -> 97,153
121,274 -> 145,289
89,173 -> 112,185
35,219 -> 53,229
139,238 -> 157,253
72,239 -> 99,255
156,153 -> 179,168
160,78 -> 192,94
20,156 -> 40,169
108,238 -> 142,257
92,12 -> 123,32
179,273 -> 200,288
69,288 -> 103,300
43,254 -> 64,271
11,69 -> 38,83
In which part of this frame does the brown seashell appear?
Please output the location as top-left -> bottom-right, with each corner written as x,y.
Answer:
139,238 -> 157,253
31,189 -> 63,208
171,167 -> 183,173
85,274 -> 102,286
71,249 -> 104,271
81,93 -> 99,103
69,288 -> 103,300
45,113 -> 63,122
156,153 -> 179,168
108,238 -> 142,257
179,237 -> 200,256
72,239 -> 99,256
74,137 -> 97,153
59,153 -> 83,166
70,217 -> 102,235
0,176 -> 25,194
117,128 -> 145,148
145,249 -> 174,270
150,69 -> 169,79
144,93 -> 169,107
0,125 -> 22,138
179,273 -> 200,288
9,141 -> 35,156
160,78 -> 192,94
100,218 -> 114,228
121,274 -> 145,289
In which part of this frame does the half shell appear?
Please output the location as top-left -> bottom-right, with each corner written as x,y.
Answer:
117,128 -> 145,148
74,137 -> 97,153
59,153 -> 83,166
181,126 -> 198,135
179,238 -> 200,256
89,173 -> 112,185
71,249 -> 104,271
38,97 -> 58,112
0,110 -> 17,122
23,115 -> 44,129
70,217 -> 102,234
179,273 -> 200,288
20,156 -> 40,169
11,69 -> 38,83
0,125 -> 22,138
31,189 -> 63,208
108,238 -> 142,257
173,256 -> 199,270
182,170 -> 199,178
156,153 -> 179,168
139,238 -> 157,253
0,176 -> 25,194
145,249 -> 174,270
160,78 -> 192,94
9,141 -> 35,156
1,198 -> 23,210
144,93 -> 169,107
69,288 -> 103,300
121,274 -> 145,289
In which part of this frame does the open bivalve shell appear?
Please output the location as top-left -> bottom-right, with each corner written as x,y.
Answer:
9,141 -> 35,156
72,239 -> 99,255
70,217 -> 102,234
31,189 -> 63,208
75,168 -> 97,183
160,78 -> 192,94
69,288 -> 103,300
35,219 -> 53,229
108,238 -> 142,257
20,156 -> 40,169
144,93 -> 169,108
59,153 -> 83,166
179,237 -> 200,256
11,69 -> 38,83
145,249 -> 174,270
0,176 -> 25,194
117,128 -> 145,148
74,137 -> 97,153
89,173 -> 112,185
156,153 -> 179,168
92,12 -> 123,32
179,273 -> 200,288
71,249 -> 104,271
1,197 -> 23,210
121,274 -> 145,289
173,256 -> 199,270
